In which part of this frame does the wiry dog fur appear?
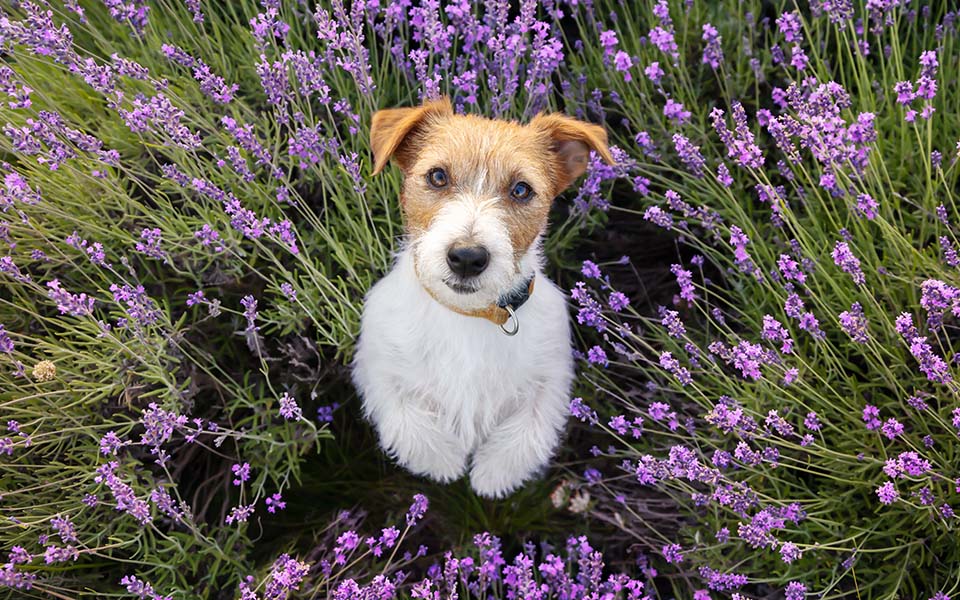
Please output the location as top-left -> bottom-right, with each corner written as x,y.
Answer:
352,97 -> 613,498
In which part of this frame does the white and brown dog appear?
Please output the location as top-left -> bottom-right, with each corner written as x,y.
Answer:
351,97 -> 613,498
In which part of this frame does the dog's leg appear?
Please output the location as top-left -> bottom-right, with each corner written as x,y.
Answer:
363,386 -> 469,483
469,382 -> 568,498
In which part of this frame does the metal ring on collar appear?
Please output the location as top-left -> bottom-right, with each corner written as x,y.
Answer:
499,305 -> 519,336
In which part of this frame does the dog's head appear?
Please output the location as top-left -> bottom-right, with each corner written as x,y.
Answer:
370,97 -> 613,311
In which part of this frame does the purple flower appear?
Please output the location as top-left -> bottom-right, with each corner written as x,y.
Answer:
881,418 -> 904,440
710,104 -> 764,169
645,61 -> 664,85
761,315 -> 793,353
194,224 -> 224,253
265,493 -> 286,514
51,515 -> 77,543
150,487 -> 184,524
406,493 -> 429,526
111,283 -> 161,329
894,80 -> 915,104
184,0 -> 204,23
613,51 -> 633,81
699,566 -> 748,591
673,134 -> 706,177
839,302 -> 870,343
241,295 -> 258,332
102,0 -> 150,34
660,352 -> 692,386
701,23 -> 723,69
790,45 -> 809,70
570,397 -> 598,424
599,30 -> 619,56
608,291 -> 629,312
862,405 -> 882,430
671,264 -> 696,303
644,206 -> 673,229
831,241 -> 865,285
46,279 -> 95,317
225,503 -> 254,525
780,542 -> 801,564
777,254 -> 806,284
777,11 -> 803,43
278,392 -> 302,420
920,279 -> 960,327
660,307 -> 686,338
100,431 -> 124,455
231,463 -> 251,486
587,345 -> 609,366
0,325 -> 13,354
94,462 -> 151,524
118,93 -> 201,149
650,27 -> 678,61
44,545 -> 79,564
661,543 -> 683,564
876,481 -> 899,504
855,193 -> 879,219
316,403 -> 340,424
186,290 -> 205,307
785,582 -> 807,600
716,163 -> 733,187
581,260 -> 602,279
263,554 -> 310,598
135,228 -> 165,261
663,98 -> 691,125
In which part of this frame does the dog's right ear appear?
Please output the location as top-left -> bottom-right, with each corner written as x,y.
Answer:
370,97 -> 453,176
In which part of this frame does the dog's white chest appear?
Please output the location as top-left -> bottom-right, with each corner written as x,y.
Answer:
351,249 -> 574,497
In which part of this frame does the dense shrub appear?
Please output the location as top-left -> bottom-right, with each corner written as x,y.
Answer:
562,0 -> 960,597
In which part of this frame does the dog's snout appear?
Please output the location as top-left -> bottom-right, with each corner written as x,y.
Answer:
446,245 -> 489,278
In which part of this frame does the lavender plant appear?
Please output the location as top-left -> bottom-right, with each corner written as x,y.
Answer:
0,0 -> 596,596
4,0 -> 960,598
562,0 -> 960,597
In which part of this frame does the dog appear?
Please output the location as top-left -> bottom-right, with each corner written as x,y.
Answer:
351,97 -> 613,498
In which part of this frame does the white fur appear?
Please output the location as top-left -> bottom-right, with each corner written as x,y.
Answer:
351,239 -> 574,498
412,192 -> 517,311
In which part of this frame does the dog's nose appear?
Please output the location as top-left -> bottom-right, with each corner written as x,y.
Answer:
446,245 -> 489,278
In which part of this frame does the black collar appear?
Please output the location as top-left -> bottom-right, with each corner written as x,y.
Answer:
497,275 -> 535,311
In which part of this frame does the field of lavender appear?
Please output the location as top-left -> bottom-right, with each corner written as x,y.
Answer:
2,0 -> 959,598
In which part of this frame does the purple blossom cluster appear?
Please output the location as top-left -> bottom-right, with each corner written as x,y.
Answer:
160,44 -> 238,104
893,51 -> 939,122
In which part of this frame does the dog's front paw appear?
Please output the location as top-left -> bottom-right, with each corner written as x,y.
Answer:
469,450 -> 533,499
389,434 -> 468,483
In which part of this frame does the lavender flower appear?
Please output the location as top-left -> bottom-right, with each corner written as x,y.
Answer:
660,352 -> 692,385
839,302 -> 870,343
701,23 -> 723,69
673,133 -> 707,177
671,264 -> 696,303
46,279 -> 95,316
278,392 -> 302,420
831,241 -> 865,285
231,462 -> 251,486
876,481 -> 899,505
135,228 -> 165,261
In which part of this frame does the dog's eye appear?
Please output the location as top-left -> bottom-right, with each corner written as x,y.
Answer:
510,181 -> 533,202
427,168 -> 448,189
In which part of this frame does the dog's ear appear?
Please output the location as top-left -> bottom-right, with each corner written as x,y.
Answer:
370,96 -> 453,175
530,113 -> 615,192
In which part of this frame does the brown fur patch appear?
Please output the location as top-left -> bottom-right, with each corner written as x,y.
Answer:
370,98 -> 614,262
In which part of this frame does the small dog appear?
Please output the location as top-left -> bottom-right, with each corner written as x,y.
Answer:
352,97 -> 613,498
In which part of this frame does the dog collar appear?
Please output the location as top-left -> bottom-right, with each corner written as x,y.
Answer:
422,275 -> 536,336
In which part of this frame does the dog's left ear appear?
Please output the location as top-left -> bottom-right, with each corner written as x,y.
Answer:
530,113 -> 615,193
370,96 -> 453,175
